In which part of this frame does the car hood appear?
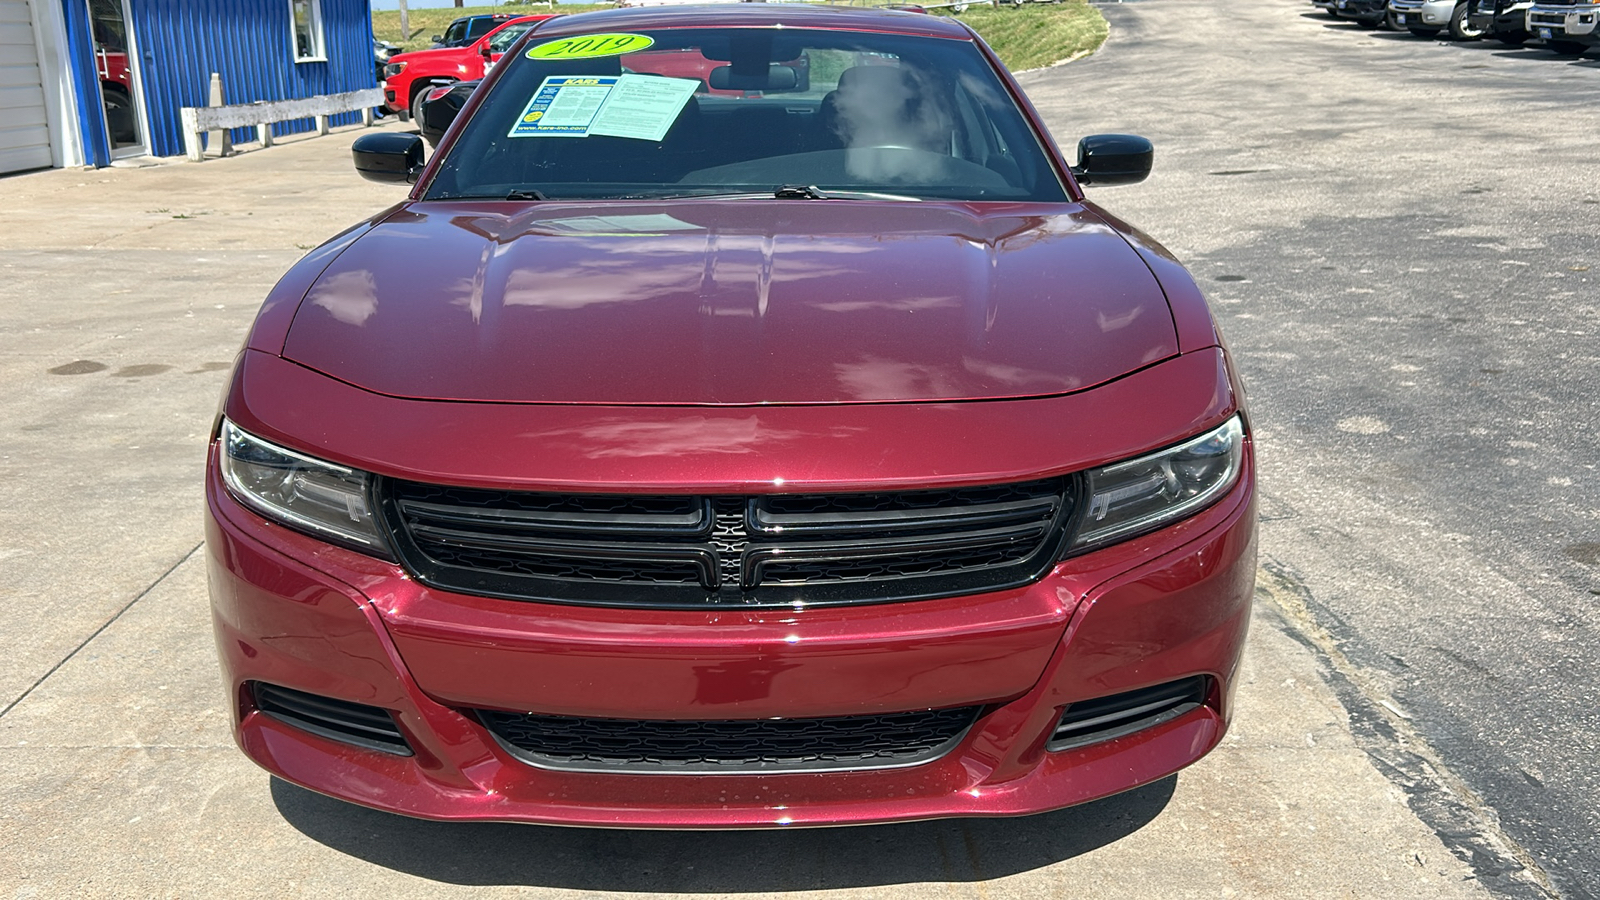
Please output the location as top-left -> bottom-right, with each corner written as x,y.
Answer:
281,201 -> 1178,405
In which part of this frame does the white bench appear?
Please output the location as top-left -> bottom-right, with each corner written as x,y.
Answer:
179,88 -> 386,162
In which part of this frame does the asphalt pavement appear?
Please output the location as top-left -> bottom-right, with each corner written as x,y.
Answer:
1021,2 -> 1599,896
0,1 -> 1594,896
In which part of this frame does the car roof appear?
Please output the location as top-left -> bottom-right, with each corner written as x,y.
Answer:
527,4 -> 975,41
489,14 -> 556,31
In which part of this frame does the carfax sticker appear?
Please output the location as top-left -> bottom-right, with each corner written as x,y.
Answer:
525,33 -> 655,61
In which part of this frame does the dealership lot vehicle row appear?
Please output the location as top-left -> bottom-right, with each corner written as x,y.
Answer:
1313,0 -> 1600,53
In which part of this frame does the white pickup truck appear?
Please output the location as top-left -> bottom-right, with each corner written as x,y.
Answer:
1525,0 -> 1598,53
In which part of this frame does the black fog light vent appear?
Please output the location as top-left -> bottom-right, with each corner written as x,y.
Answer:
1048,676 -> 1209,752
478,706 -> 981,774
252,682 -> 413,756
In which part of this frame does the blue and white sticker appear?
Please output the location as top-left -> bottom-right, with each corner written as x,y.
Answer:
508,76 -> 618,138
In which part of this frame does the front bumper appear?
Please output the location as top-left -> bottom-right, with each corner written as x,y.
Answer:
1528,5 -> 1600,38
1388,2 -> 1426,23
208,453 -> 1255,827
1414,0 -> 1456,24
1336,0 -> 1389,18
207,347 -> 1256,827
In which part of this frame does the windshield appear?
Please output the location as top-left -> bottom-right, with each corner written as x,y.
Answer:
487,21 -> 540,54
425,27 -> 1068,203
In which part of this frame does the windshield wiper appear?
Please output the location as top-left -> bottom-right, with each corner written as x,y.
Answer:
774,185 -> 921,201
506,188 -> 548,201
774,184 -> 828,200
598,188 -> 926,202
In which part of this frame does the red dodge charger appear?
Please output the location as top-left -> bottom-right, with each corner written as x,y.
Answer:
207,4 -> 1256,828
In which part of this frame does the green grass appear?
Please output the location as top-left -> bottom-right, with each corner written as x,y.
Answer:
372,2 -> 1107,69
935,1 -> 1108,72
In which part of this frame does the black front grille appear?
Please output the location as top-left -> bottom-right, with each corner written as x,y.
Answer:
252,682 -> 412,756
1048,676 -> 1210,751
380,477 -> 1073,608
478,706 -> 980,773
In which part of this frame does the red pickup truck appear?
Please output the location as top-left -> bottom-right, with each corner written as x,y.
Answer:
383,15 -> 555,122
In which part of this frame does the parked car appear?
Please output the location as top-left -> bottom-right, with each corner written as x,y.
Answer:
429,13 -> 519,49
216,5 -> 1255,828
384,15 -> 555,122
416,79 -> 478,148
1525,0 -> 1598,53
373,37 -> 402,84
1466,0 -> 1535,42
1388,0 -> 1481,37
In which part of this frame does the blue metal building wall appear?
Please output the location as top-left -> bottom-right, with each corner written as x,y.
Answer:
127,0 -> 377,158
59,0 -> 112,167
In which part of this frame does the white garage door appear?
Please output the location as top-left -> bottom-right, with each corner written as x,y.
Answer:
0,0 -> 52,174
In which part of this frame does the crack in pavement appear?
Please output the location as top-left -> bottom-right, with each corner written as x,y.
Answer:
0,541 -> 204,720
1256,557 -> 1559,900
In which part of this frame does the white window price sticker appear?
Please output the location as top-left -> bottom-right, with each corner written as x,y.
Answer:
589,74 -> 700,143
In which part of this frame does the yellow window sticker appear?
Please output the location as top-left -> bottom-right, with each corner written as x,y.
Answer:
526,33 -> 654,61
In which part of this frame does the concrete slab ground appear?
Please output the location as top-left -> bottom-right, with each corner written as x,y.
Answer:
0,4 -> 1561,895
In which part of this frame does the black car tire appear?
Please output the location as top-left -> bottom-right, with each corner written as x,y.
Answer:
1448,2 -> 1485,38
1408,26 -> 1442,37
1548,39 -> 1589,54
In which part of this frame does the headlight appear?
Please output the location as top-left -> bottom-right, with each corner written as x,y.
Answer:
384,61 -> 406,77
1071,415 -> 1245,551
218,420 -> 391,558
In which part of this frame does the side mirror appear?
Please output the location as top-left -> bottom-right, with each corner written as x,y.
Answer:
430,34 -> 443,43
479,43 -> 492,60
352,132 -> 424,184
1071,134 -> 1153,186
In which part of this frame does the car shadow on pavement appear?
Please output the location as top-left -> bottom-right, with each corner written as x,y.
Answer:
1453,41 -> 1597,61
271,774 -> 1177,890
